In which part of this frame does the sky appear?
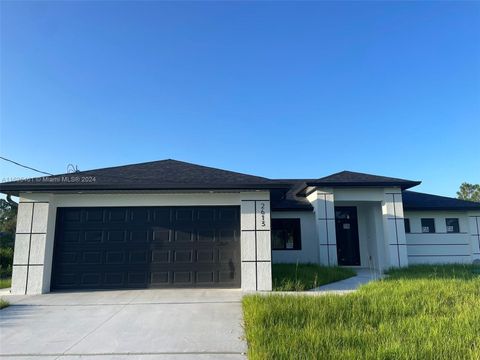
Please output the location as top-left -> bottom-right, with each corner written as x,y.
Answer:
0,1 -> 479,197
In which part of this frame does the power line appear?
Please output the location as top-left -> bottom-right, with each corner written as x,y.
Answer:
0,156 -> 54,176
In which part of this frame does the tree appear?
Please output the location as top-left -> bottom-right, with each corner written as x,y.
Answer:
457,183 -> 480,203
0,195 -> 17,278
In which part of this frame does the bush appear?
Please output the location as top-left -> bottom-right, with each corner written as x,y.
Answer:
0,298 -> 9,309
0,247 -> 13,278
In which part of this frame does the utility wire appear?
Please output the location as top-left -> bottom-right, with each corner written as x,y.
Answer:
0,156 -> 54,176
0,156 -> 149,183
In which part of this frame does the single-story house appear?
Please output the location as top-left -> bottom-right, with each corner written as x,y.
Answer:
1,159 -> 479,294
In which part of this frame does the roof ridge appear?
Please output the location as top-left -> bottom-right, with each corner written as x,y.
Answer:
318,170 -> 419,182
316,170 -> 348,180
164,160 -> 272,180
34,159 -> 174,179
7,159 -> 270,182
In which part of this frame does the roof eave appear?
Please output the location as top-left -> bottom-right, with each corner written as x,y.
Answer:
0,182 -> 292,196
271,206 -> 314,212
296,181 -> 422,197
404,206 -> 480,211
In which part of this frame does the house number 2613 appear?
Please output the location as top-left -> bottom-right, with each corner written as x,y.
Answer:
260,202 -> 266,227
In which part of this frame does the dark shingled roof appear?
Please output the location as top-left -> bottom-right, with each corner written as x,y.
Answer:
1,159 -> 431,212
402,191 -> 480,211
302,170 -> 421,192
0,159 -> 290,195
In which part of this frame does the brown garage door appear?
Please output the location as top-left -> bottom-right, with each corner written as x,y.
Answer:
51,206 -> 240,290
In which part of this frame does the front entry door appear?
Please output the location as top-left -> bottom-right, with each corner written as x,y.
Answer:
335,206 -> 361,266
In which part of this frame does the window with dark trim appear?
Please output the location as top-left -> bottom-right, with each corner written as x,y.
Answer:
271,218 -> 301,250
404,218 -> 411,233
421,218 -> 435,233
446,218 -> 460,233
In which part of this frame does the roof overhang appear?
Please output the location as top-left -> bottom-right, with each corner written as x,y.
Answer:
404,206 -> 480,211
0,182 -> 293,197
297,181 -> 422,197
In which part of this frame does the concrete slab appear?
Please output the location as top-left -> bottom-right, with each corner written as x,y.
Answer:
311,268 -> 383,292
0,289 -> 246,359
4,289 -> 244,306
2,355 -> 244,360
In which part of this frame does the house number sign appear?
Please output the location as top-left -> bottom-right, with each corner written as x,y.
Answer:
259,202 -> 266,228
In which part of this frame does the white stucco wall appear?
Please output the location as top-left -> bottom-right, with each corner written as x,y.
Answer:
271,211 -> 318,264
404,210 -> 479,264
307,189 -> 337,266
356,203 -> 385,271
240,192 -> 272,291
12,191 -> 272,294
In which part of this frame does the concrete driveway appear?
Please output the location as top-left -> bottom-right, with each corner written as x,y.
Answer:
0,289 -> 246,359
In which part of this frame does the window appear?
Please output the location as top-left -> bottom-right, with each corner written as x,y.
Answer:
421,218 -> 435,233
446,218 -> 460,233
271,218 -> 301,250
404,218 -> 411,233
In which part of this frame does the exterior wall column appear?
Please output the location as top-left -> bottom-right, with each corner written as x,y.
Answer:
307,188 -> 337,266
11,199 -> 55,295
382,189 -> 408,268
240,192 -> 272,291
468,211 -> 480,262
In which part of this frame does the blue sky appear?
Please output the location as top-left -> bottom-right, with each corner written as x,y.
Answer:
1,1 -> 479,197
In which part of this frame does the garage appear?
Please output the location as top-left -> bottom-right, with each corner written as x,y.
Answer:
51,206 -> 241,290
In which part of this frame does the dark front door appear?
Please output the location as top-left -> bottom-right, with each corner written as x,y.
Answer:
335,206 -> 360,266
51,206 -> 240,290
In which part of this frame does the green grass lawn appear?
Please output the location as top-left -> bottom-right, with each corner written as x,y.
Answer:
244,264 -> 480,359
272,263 -> 356,291
0,278 -> 11,289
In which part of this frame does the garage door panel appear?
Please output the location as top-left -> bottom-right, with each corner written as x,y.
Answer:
218,208 -> 238,221
219,248 -> 238,264
151,250 -> 170,263
85,208 -> 104,223
85,230 -> 103,243
62,209 -> 82,222
197,249 -> 215,263
81,273 -> 102,286
173,271 -> 193,284
57,251 -> 78,264
151,271 -> 169,284
197,229 -> 215,242
128,272 -> 148,285
175,208 -> 194,221
52,206 -> 240,290
129,250 -> 148,264
130,208 -> 152,223
174,250 -> 193,263
108,208 -> 129,222
83,251 -> 102,264
217,229 -> 237,243
152,229 -> 170,242
153,208 -> 172,224
56,272 -> 77,287
104,272 -> 125,286
174,229 -> 193,242
197,271 -> 215,284
63,231 -> 81,243
129,230 -> 149,242
106,251 -> 125,264
197,208 -> 215,221
107,230 -> 127,243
